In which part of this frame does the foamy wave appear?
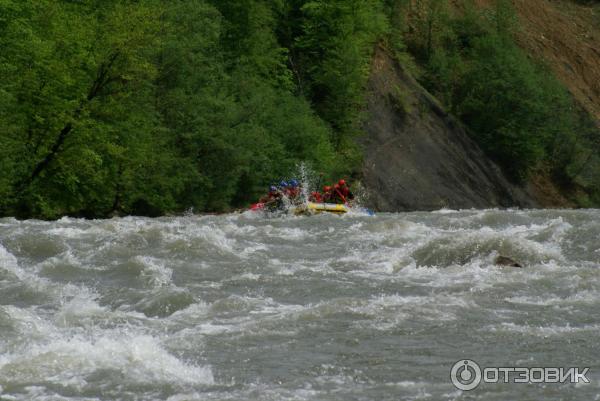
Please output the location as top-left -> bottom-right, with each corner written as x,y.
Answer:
484,322 -> 600,336
0,334 -> 213,389
505,290 -> 600,306
0,244 -> 85,302
0,243 -> 21,280
134,255 -> 173,287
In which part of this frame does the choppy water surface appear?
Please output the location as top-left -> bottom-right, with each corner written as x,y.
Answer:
1,209 -> 600,400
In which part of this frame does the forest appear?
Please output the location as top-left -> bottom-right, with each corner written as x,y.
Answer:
1,0 -> 598,218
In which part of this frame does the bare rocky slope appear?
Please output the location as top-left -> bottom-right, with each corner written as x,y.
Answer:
360,46 -> 537,211
361,0 -> 600,212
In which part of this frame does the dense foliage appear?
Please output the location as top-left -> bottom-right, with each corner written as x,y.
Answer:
1,0 -> 599,218
0,0 -> 389,218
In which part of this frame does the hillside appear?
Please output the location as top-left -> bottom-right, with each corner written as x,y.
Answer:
469,0 -> 600,205
360,0 -> 600,211
480,0 -> 600,126
361,46 -> 535,211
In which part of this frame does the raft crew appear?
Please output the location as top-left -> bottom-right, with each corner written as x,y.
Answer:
314,180 -> 354,204
320,186 -> 331,203
259,185 -> 282,204
286,179 -> 301,200
319,180 -> 353,204
309,191 -> 323,203
335,179 -> 354,203
257,178 -> 353,207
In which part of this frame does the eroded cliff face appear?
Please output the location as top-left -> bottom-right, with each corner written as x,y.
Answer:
360,46 -> 536,211
360,0 -> 600,212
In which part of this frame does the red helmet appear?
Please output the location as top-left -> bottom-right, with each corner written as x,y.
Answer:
338,179 -> 346,186
323,186 -> 332,192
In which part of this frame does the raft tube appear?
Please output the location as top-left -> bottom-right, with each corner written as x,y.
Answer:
304,202 -> 350,214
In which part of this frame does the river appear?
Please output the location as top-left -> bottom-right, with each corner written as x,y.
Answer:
1,209 -> 599,400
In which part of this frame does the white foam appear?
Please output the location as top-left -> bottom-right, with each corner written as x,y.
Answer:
0,334 -> 213,389
227,272 -> 261,281
193,224 -> 236,254
239,243 -> 269,257
505,290 -> 600,306
348,293 -> 476,330
54,290 -> 107,327
135,255 -> 173,287
0,244 -> 22,279
484,322 -> 600,336
432,208 -> 462,214
167,394 -> 203,401
265,227 -> 309,240
1,305 -> 55,342
35,249 -> 85,274
45,226 -> 89,238
195,322 -> 232,335
0,244 -> 92,305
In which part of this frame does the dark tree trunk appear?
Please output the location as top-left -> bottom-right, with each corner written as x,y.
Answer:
15,52 -> 120,194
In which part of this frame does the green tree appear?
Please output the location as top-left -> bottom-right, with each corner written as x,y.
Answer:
296,0 -> 389,146
0,0 -> 174,217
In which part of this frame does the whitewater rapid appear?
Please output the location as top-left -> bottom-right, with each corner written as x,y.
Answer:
1,209 -> 599,400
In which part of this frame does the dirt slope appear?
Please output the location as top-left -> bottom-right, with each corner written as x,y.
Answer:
360,46 -> 536,211
479,0 -> 600,126
360,0 -> 599,211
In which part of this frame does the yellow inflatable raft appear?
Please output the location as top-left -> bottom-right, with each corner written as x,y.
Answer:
295,202 -> 350,215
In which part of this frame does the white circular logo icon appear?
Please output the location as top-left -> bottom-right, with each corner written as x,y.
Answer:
451,359 -> 482,391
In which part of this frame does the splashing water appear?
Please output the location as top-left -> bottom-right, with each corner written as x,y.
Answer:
1,209 -> 599,400
295,162 -> 315,204
272,162 -> 369,212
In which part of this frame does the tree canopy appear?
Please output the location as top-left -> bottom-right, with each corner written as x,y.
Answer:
1,0 -> 599,218
0,0 -> 390,218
